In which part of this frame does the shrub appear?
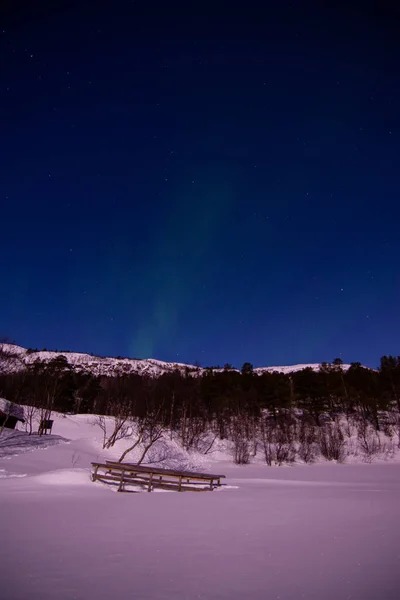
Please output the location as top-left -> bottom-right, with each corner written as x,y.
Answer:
319,423 -> 346,462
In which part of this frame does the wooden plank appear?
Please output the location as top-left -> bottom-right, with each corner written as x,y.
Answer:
95,463 -> 224,483
94,473 -> 213,492
95,473 -> 148,490
96,473 -> 146,486
102,461 -> 225,479
118,470 -> 125,492
96,472 -> 144,485
107,471 -> 215,487
149,481 -> 211,492
130,476 -> 213,488
91,464 -> 99,482
95,473 -> 123,483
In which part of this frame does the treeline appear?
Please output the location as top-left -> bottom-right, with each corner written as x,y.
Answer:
1,351 -> 400,464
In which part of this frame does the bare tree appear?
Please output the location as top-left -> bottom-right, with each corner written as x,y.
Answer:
93,413 -> 131,449
136,419 -> 165,465
274,416 -> 296,465
318,422 -> 346,462
92,375 -> 138,448
179,415 -> 209,452
231,415 -> 250,464
117,406 -> 166,464
93,415 -> 108,448
342,413 -> 356,438
189,430 -> 219,455
298,418 -> 319,463
24,404 -> 40,434
25,357 -> 71,435
357,420 -> 381,462
259,412 -> 296,466
396,413 -> 400,449
260,414 -> 275,466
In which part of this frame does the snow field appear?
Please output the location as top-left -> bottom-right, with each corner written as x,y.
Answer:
0,411 -> 399,599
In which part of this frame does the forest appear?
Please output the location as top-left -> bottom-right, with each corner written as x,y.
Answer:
1,346 -> 400,465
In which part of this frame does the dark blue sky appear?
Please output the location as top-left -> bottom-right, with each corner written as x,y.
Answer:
1,1 -> 399,368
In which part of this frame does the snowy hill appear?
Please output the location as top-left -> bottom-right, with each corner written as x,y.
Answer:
0,343 -> 352,378
0,343 -> 202,377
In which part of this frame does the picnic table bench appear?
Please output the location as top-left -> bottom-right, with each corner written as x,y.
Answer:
91,461 -> 226,493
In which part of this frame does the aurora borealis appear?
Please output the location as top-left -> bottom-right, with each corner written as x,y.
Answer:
1,2 -> 400,368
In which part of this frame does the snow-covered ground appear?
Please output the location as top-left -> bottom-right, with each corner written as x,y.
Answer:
1,412 -> 399,600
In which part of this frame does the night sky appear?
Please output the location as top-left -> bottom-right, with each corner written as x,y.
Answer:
1,1 -> 400,368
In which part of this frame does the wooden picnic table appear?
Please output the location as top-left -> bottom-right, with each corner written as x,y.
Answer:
91,461 -> 226,493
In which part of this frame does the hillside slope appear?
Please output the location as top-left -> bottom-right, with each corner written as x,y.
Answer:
0,343 -> 352,378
